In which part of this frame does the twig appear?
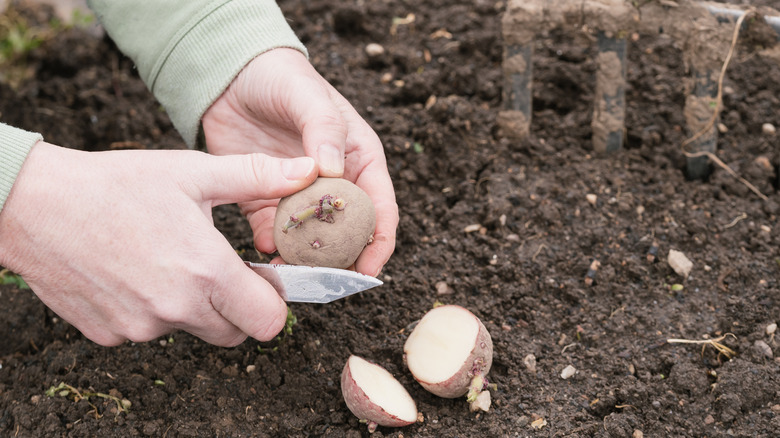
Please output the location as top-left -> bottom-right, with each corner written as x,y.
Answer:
531,243 -> 546,261
722,212 -> 747,229
666,333 -> 737,360
680,7 -> 768,201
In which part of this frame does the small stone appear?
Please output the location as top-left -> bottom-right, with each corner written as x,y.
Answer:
523,354 -> 537,373
633,430 -> 644,438
761,123 -> 776,135
469,390 -> 491,412
754,340 -> 773,358
246,365 -> 256,373
530,417 -> 547,429
435,281 -> 454,296
365,43 -> 385,57
704,414 -> 715,425
667,249 -> 693,278
561,365 -> 577,379
506,233 -> 521,242
586,193 -> 597,206
766,323 -> 777,336
755,156 -> 773,171
717,123 -> 728,133
463,223 -> 482,233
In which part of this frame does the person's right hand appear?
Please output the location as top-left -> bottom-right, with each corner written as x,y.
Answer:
0,141 -> 318,347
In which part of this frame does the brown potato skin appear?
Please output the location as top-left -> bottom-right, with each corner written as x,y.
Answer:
273,178 -> 376,268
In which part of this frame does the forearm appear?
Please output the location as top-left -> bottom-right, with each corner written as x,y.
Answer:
0,123 -> 42,212
87,0 -> 308,147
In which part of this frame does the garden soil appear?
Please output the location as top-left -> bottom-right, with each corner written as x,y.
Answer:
1,0 -> 779,436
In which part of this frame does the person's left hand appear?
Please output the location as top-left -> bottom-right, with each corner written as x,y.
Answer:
202,48 -> 398,276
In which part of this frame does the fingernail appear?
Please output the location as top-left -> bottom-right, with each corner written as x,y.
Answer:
318,143 -> 344,176
282,157 -> 315,180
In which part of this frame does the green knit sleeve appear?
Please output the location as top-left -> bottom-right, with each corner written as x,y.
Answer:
0,123 -> 42,211
86,0 -> 308,148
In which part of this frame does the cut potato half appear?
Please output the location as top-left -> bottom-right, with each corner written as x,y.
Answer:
341,355 -> 417,432
404,305 -> 493,400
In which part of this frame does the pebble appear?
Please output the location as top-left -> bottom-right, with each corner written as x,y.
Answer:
365,43 -> 385,57
523,354 -> 537,373
435,281 -> 454,296
761,123 -> 776,135
667,249 -> 693,278
463,223 -> 482,233
561,365 -> 577,379
586,193 -> 597,206
633,430 -> 644,438
767,323 -> 777,336
717,123 -> 728,133
704,414 -> 715,425
754,340 -> 773,358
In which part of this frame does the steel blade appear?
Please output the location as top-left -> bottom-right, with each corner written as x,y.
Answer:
244,262 -> 383,303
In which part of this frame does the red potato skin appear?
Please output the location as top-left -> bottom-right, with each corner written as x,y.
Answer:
340,358 -> 416,428
407,307 -> 493,398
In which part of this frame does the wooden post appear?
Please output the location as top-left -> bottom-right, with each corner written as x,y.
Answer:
592,31 -> 628,153
498,43 -> 533,139
684,69 -> 719,179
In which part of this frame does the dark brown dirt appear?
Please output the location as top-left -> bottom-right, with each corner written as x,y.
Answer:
1,1 -> 779,437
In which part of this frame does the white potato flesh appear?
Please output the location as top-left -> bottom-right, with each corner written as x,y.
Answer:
404,305 -> 479,384
342,356 -> 417,426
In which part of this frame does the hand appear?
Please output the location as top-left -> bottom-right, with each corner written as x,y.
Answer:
0,141 -> 318,346
202,48 -> 398,276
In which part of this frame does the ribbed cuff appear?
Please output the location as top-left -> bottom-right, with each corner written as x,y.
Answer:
0,123 -> 42,211
149,0 -> 307,148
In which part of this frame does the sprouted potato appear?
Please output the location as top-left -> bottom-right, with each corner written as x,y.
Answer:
273,178 -> 375,268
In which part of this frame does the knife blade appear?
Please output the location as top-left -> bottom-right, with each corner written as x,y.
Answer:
244,261 -> 383,303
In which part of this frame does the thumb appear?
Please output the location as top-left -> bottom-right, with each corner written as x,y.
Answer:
210,259 -> 290,342
291,80 -> 348,178
300,109 -> 347,178
196,153 -> 318,205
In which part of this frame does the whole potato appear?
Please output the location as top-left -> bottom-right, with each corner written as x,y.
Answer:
273,178 -> 376,268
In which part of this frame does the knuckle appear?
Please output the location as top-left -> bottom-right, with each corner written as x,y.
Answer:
123,325 -> 162,344
246,153 -> 273,190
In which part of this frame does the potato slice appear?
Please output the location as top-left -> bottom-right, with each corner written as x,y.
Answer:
341,355 -> 417,432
